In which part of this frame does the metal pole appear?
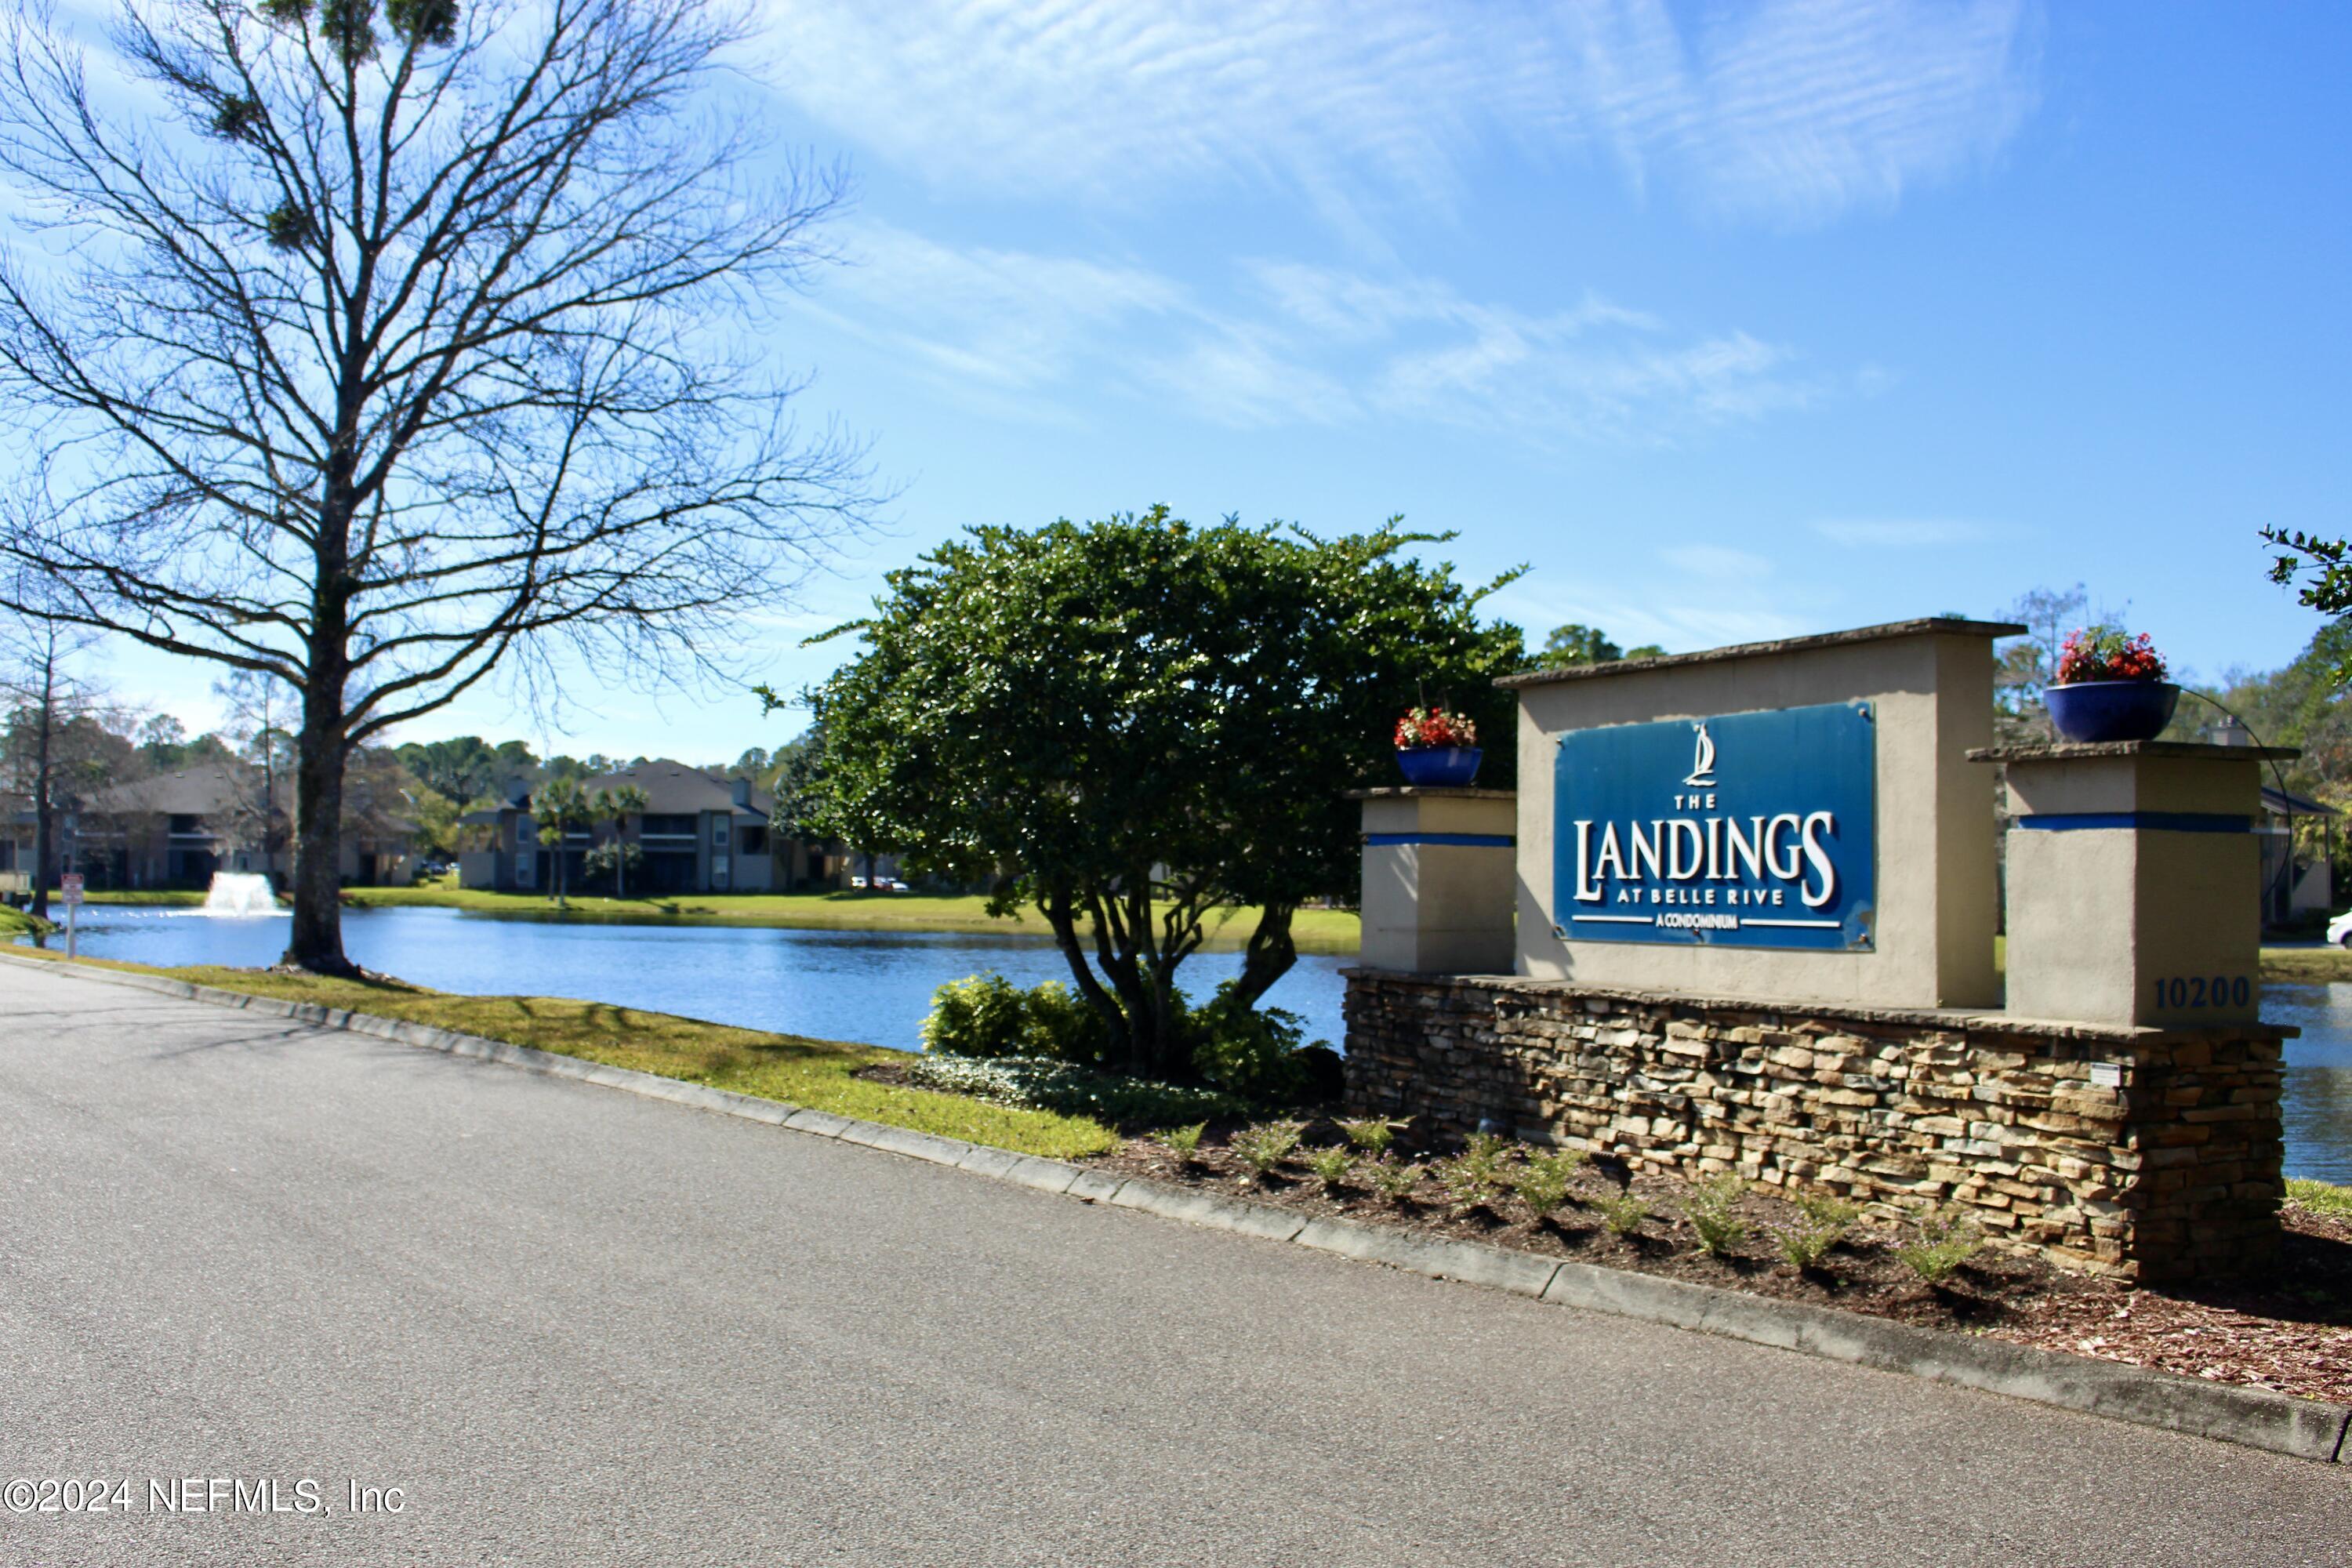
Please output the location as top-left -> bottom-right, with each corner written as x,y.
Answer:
65,898 -> 76,961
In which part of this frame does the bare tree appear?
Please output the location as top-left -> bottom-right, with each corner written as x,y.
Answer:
0,580 -> 111,918
0,0 -> 873,971
213,667 -> 295,873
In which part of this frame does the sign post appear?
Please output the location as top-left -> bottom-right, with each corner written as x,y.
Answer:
60,872 -> 82,960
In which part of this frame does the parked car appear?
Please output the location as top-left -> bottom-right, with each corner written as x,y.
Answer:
881,878 -> 912,892
849,876 -> 869,889
2328,909 -> 2352,948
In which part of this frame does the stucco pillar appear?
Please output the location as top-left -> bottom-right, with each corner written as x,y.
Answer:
1351,787 -> 1515,975
1975,741 -> 2289,1027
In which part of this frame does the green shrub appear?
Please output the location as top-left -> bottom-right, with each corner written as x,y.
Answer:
903,1054 -> 1243,1125
1189,985 -> 1312,1103
920,974 -> 1113,1064
1022,979 -> 1112,1063
1156,1121 -> 1208,1162
1513,1149 -> 1584,1218
921,972 -> 1028,1058
1594,1189 -> 1650,1236
1231,1120 -> 1305,1178
1370,1156 -> 1425,1204
1793,1191 -> 1864,1231
1337,1116 -> 1407,1156
1897,1210 -> 1984,1284
1682,1174 -> 1749,1256
1304,1143 -> 1355,1191
1439,1137 -> 1512,1211
1774,1191 -> 1860,1271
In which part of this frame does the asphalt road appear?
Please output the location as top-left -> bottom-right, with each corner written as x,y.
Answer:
1,960 -> 2343,1566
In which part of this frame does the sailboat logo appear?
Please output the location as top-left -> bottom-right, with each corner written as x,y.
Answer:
1683,722 -> 1718,787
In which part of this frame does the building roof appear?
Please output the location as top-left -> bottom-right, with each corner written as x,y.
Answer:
459,760 -> 771,822
85,759 -> 258,817
2263,784 -> 2339,818
591,759 -> 772,817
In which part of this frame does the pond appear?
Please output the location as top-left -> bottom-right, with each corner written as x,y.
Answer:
17,905 -> 1350,1057
2255,983 -> 2352,1185
18,908 -> 2350,1181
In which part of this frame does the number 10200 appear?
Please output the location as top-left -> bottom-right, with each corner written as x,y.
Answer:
2155,975 -> 2251,1009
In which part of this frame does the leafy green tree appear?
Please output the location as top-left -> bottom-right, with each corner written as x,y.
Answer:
1538,623 -> 1620,667
1533,624 -> 1664,670
786,508 -> 1523,1079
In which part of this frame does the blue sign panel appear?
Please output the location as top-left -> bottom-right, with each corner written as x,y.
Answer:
1553,702 -> 1876,950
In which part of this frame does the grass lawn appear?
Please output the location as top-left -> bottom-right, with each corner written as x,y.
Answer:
74,878 -> 1362,954
2257,946 -> 2352,983
341,882 -> 1363,953
1,947 -> 1118,1159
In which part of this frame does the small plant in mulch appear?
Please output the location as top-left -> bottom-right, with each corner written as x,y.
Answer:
1369,1155 -> 1425,1205
1512,1148 -> 1586,1221
1337,1116 -> 1409,1157
1593,1189 -> 1650,1237
1774,1193 -> 1862,1273
1681,1174 -> 1751,1258
1438,1132 -> 1514,1213
1155,1121 -> 1209,1165
1303,1143 -> 1356,1192
1898,1210 -> 1985,1284
1230,1120 -> 1305,1181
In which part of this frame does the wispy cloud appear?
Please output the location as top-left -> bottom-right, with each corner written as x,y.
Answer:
759,0 -> 2041,227
1661,544 -> 1776,579
805,227 -> 1829,443
1810,517 -> 1991,547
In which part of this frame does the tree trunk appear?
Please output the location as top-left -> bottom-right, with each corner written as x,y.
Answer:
281,598 -> 354,973
28,648 -> 53,920
283,711 -> 352,972
1225,902 -> 1298,1012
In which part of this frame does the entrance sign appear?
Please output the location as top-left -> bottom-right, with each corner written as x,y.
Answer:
1553,702 -> 1876,950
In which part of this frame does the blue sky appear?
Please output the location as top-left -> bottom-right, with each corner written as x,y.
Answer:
124,1 -> 2352,759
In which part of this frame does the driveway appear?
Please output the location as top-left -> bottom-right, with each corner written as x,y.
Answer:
0,960 -> 2343,1566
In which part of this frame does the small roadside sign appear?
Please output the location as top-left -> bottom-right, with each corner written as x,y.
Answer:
60,873 -> 84,906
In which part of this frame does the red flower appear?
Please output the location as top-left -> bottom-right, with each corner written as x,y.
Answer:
1395,706 -> 1477,750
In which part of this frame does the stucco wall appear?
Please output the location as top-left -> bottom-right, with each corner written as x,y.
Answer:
1510,628 -> 1998,1009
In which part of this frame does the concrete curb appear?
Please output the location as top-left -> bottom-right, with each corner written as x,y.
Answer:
9,949 -> 2346,1468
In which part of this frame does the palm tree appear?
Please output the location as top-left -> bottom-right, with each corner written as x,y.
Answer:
591,785 -> 651,898
533,778 -> 593,909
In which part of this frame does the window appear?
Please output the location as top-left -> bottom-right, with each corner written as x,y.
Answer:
741,825 -> 768,854
711,817 -> 728,847
514,818 -> 532,849
169,814 -> 203,837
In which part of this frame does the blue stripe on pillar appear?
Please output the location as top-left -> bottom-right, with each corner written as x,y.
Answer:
2012,812 -> 2252,834
1362,833 -> 1515,848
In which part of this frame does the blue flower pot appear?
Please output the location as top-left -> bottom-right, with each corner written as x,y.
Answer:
1396,746 -> 1483,787
2045,681 -> 2180,744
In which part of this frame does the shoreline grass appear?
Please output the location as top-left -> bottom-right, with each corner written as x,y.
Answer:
0,947 -> 1117,1159
2286,1178 -> 2352,1220
76,884 -> 1362,955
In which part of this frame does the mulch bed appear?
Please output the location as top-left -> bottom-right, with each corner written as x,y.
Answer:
1083,1123 -> 2352,1406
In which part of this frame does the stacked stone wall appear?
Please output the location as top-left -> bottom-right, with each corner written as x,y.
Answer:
1342,971 -> 2285,1282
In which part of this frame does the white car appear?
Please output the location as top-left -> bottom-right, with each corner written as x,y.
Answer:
2328,910 -> 2352,948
